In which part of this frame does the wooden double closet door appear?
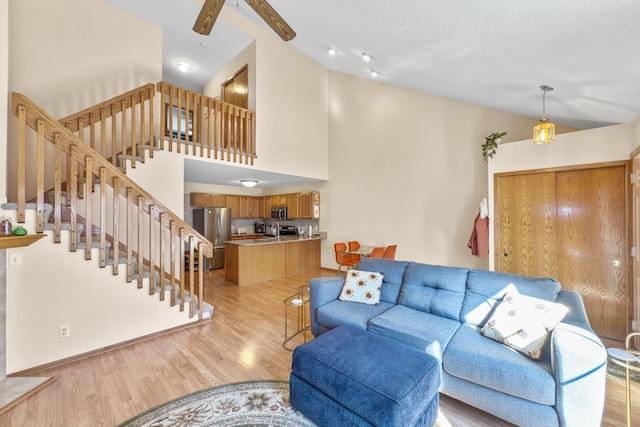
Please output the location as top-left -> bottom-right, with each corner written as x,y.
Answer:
495,161 -> 629,341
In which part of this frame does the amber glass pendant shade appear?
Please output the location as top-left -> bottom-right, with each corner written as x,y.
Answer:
533,119 -> 555,145
533,85 -> 555,145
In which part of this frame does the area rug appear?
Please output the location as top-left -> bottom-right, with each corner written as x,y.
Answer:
118,380 -> 316,427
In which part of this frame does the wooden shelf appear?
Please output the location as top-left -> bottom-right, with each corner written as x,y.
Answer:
0,234 -> 46,249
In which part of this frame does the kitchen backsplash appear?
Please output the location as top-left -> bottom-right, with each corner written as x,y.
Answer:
231,218 -> 319,234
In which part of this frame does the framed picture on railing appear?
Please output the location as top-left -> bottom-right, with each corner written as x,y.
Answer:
164,104 -> 193,141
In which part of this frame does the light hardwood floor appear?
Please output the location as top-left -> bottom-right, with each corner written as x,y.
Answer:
0,268 -> 635,426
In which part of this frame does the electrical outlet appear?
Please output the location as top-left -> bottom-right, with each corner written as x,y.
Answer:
59,325 -> 70,338
9,252 -> 22,266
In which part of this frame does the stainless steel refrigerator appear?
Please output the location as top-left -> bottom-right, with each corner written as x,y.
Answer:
192,207 -> 232,270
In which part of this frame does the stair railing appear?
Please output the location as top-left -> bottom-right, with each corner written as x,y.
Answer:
58,83 -> 156,172
12,92 -> 211,319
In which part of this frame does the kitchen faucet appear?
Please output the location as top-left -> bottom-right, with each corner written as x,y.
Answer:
272,222 -> 280,237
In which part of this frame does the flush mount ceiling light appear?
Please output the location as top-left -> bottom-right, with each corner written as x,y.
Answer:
533,85 -> 556,145
370,69 -> 380,78
327,47 -> 337,56
177,61 -> 191,73
241,179 -> 258,188
362,52 -> 373,62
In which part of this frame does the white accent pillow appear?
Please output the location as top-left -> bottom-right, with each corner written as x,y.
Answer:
339,270 -> 383,305
481,285 -> 570,360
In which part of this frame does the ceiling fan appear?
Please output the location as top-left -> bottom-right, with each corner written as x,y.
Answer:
193,0 -> 296,41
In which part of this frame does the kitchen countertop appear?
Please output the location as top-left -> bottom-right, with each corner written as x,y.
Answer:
225,236 -> 324,246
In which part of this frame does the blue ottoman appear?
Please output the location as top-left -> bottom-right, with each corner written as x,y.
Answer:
290,325 -> 440,427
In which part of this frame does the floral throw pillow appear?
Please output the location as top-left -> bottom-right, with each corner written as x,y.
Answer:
339,270 -> 384,305
481,285 -> 570,360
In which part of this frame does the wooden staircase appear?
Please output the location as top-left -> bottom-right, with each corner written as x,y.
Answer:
9,82 -> 257,321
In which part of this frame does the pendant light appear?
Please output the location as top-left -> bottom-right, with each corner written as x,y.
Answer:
533,85 -> 555,145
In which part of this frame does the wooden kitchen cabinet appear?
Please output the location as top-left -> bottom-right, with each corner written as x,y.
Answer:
237,196 -> 260,218
210,194 -> 226,206
248,197 -> 260,218
190,192 -> 212,206
286,193 -> 299,219
299,191 -> 320,219
239,196 -> 249,218
226,195 -> 240,218
191,191 -> 319,219
299,192 -> 311,219
190,192 -> 227,207
272,194 -> 287,206
263,196 -> 273,218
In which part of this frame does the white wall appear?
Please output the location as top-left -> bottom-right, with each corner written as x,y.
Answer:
7,0 -> 162,201
207,7 -> 329,182
487,122 -> 635,270
204,41 -> 256,111
5,0 -> 172,371
126,150 -> 184,215
2,208 -> 195,373
319,71 -> 550,270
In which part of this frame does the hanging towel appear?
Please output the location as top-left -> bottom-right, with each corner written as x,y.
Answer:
468,211 -> 489,257
480,197 -> 488,219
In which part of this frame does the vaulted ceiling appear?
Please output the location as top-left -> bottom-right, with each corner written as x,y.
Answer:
107,0 -> 640,131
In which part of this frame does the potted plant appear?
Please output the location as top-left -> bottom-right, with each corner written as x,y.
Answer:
481,131 -> 507,162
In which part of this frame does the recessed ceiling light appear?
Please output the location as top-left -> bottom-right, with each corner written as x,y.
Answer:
370,69 -> 380,78
327,47 -> 337,56
177,61 -> 191,73
241,179 -> 258,188
362,52 -> 373,62
200,42 -> 208,48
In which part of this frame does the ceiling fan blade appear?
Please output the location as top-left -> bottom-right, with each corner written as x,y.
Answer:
245,0 -> 296,41
193,0 -> 225,35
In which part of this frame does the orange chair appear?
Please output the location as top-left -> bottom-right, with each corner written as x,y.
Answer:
368,247 -> 385,258
334,242 -> 360,274
348,241 -> 362,261
383,245 -> 397,260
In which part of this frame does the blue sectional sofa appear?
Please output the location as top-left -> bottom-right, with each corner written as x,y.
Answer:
308,258 -> 607,427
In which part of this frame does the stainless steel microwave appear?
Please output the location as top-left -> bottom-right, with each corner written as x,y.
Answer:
270,206 -> 287,220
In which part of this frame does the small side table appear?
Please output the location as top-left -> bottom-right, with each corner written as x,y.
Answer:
608,332 -> 640,427
283,285 -> 310,351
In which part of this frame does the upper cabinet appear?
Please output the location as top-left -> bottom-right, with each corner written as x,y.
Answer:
299,191 -> 320,219
272,194 -> 287,206
190,191 -> 320,219
248,197 -> 260,218
263,196 -> 273,218
190,192 -> 212,206
211,194 -> 227,206
191,192 -> 226,207
286,193 -> 299,219
226,195 -> 241,219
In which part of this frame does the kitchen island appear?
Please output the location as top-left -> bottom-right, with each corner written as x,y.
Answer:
225,236 -> 322,286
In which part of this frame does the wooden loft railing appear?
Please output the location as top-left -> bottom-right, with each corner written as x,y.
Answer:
12,92 -> 212,319
58,81 -> 257,170
157,81 -> 256,165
